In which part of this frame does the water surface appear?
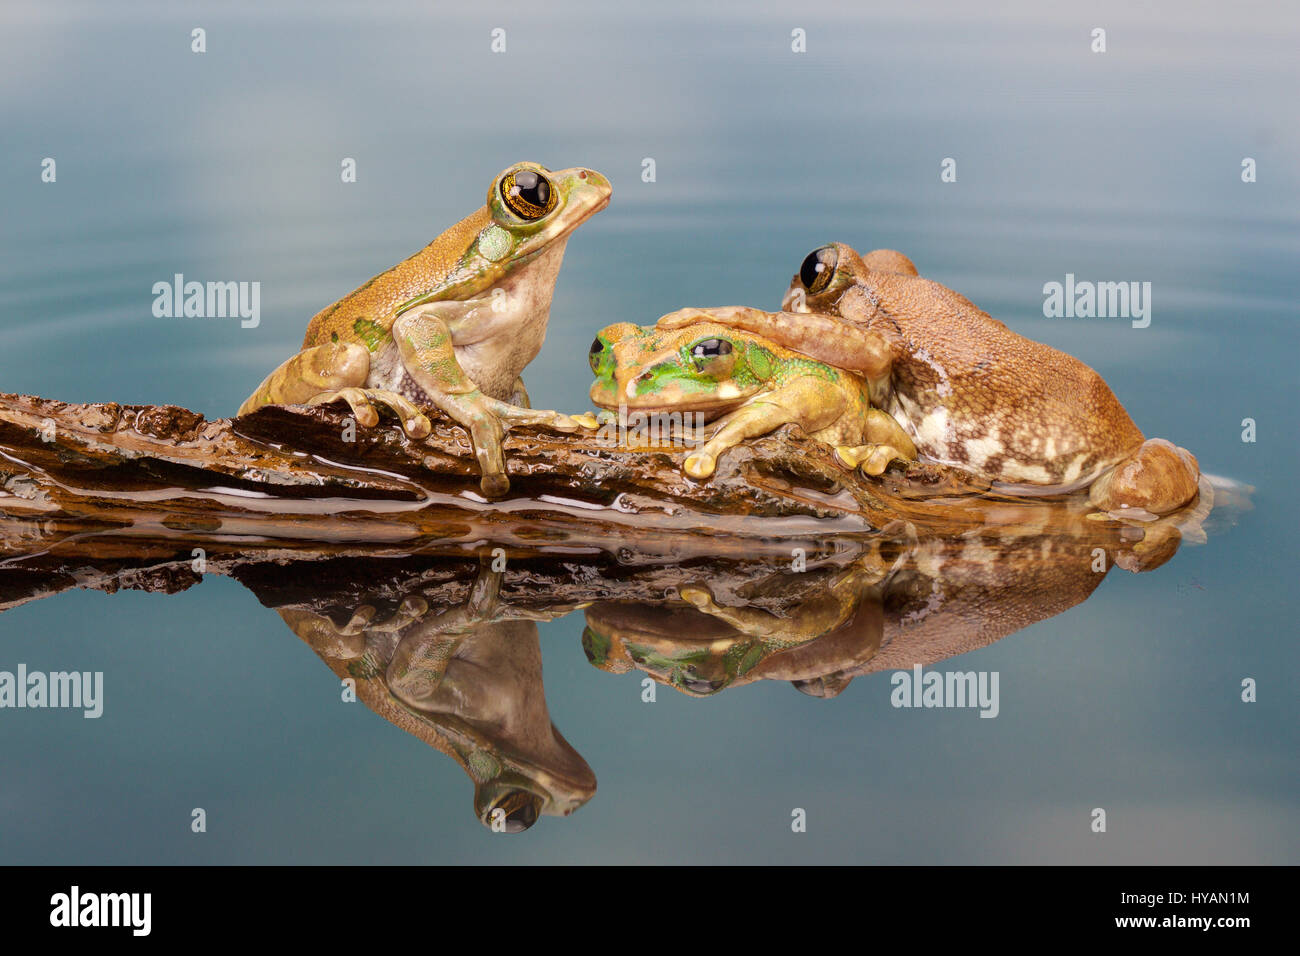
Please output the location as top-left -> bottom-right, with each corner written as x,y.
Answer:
0,0 -> 1295,863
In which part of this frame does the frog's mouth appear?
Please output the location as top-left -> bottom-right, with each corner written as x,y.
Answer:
590,395 -> 749,425
589,378 -> 757,421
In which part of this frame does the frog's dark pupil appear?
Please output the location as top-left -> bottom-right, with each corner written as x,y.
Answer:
691,338 -> 733,359
489,790 -> 541,833
512,170 -> 549,210
799,245 -> 838,291
589,337 -> 602,357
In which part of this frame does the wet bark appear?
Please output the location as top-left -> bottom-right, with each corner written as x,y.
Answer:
0,391 -> 992,552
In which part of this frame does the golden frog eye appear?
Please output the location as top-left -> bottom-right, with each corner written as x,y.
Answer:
500,168 -> 556,220
588,337 -> 604,374
799,245 -> 838,294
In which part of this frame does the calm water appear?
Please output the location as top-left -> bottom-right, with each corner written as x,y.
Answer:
1,0 -> 1296,863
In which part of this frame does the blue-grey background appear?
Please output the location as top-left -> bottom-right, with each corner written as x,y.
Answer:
0,0 -> 1295,862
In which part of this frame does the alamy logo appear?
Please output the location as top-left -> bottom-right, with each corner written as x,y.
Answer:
890,664 -> 999,718
50,886 -> 150,936
0,664 -> 103,718
152,274 -> 260,328
591,404 -> 708,447
1042,273 -> 1151,328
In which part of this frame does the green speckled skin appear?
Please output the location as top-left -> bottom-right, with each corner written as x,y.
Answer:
587,320 -> 915,478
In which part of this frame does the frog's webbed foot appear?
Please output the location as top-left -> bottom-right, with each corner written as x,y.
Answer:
834,442 -> 911,477
438,391 -> 580,497
279,596 -> 428,662
307,387 -> 432,440
356,595 -> 431,632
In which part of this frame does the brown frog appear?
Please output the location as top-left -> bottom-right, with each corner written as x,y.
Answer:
658,244 -> 1201,517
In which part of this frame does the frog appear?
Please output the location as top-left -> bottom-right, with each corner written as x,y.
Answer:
277,562 -> 597,831
582,548 -> 891,698
586,320 -> 917,479
656,243 -> 1201,517
238,161 -> 611,497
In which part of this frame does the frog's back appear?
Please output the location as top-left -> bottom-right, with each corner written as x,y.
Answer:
302,207 -> 493,349
869,273 -> 1146,487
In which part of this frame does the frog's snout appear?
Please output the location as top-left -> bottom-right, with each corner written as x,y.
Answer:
556,166 -> 612,211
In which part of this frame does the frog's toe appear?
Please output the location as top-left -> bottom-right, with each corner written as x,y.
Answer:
835,443 -> 904,476
655,307 -> 714,330
486,399 -> 579,433
678,585 -> 716,609
546,412 -> 580,433
403,413 -> 432,439
571,411 -> 602,430
684,452 -> 717,479
479,472 -> 510,498
463,418 -> 510,497
363,389 -> 432,438
310,387 -> 379,427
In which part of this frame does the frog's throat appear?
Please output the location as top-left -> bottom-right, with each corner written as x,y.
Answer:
393,203 -> 596,317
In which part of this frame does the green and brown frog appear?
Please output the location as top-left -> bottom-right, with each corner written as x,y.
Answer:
585,321 -> 916,479
239,161 -> 611,496
657,244 -> 1202,517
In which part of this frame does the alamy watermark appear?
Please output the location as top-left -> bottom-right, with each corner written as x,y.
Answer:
1042,274 -> 1151,328
0,664 -> 103,718
587,404 -> 709,447
152,274 -> 260,328
50,886 -> 150,936
890,664 -> 999,718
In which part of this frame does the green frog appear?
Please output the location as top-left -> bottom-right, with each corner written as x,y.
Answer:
585,321 -> 916,479
657,243 -> 1201,517
239,161 -> 611,496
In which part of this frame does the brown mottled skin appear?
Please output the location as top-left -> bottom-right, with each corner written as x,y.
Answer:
658,243 -> 1200,516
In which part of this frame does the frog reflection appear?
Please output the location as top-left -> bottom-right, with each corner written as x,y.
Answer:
581,493 -> 1212,698
583,550 -> 892,698
272,563 -> 595,833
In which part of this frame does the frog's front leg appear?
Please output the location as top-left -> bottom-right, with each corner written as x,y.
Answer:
656,306 -> 894,379
393,309 -> 578,497
237,342 -> 432,438
684,399 -> 810,479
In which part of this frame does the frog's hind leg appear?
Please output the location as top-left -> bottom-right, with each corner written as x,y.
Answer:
833,409 -> 918,476
1088,437 -> 1200,517
238,341 -> 371,415
237,342 -> 431,438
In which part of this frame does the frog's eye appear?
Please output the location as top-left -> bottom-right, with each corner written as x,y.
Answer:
688,337 -> 735,372
588,337 -> 605,374
500,168 -> 556,220
799,245 -> 838,294
479,788 -> 542,833
690,338 -> 733,361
